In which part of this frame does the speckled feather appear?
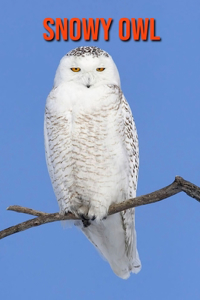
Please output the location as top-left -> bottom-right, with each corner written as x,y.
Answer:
66,46 -> 109,58
44,47 -> 141,279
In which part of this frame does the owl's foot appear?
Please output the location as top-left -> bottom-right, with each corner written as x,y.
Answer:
70,204 -> 108,223
87,205 -> 108,222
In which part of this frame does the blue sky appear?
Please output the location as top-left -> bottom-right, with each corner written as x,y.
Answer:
0,0 -> 200,299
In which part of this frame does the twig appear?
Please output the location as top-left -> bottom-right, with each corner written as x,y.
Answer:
0,176 -> 200,240
7,205 -> 49,217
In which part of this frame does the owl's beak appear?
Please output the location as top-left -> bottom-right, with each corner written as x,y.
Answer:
85,74 -> 93,88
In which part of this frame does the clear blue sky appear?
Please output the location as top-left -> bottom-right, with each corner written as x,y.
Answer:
0,0 -> 200,299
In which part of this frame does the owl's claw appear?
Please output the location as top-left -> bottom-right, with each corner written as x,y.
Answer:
79,213 -> 89,220
87,206 -> 108,222
82,219 -> 91,227
79,213 -> 96,222
70,203 -> 108,222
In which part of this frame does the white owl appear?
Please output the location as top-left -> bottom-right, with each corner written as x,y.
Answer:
44,46 -> 141,279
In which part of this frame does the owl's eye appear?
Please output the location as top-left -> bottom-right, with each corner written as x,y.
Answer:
96,68 -> 105,72
71,68 -> 81,72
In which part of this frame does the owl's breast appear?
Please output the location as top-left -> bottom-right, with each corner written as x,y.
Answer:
45,84 -> 130,209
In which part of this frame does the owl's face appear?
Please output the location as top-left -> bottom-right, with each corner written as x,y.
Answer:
54,47 -> 120,89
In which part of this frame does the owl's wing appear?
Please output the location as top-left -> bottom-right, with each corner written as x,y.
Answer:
44,97 -> 72,213
120,93 -> 141,272
78,89 -> 141,279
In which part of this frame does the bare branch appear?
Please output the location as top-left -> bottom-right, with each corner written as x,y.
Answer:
1,176 -> 200,240
7,205 -> 49,217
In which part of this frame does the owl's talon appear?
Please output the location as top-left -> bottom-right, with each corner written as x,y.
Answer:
87,206 -> 108,222
82,219 -> 91,227
79,213 -> 96,221
79,214 -> 89,220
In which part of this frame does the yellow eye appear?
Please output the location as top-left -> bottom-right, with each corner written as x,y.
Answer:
71,68 -> 81,72
96,68 -> 105,72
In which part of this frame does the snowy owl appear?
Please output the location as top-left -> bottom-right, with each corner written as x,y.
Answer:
44,46 -> 141,279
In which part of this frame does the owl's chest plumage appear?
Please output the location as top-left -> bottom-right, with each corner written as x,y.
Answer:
45,84 -> 131,213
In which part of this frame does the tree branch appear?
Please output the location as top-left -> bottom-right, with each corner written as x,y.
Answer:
1,176 -> 200,240
7,206 -> 49,217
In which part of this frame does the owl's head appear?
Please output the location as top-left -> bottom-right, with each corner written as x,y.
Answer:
54,46 -> 120,89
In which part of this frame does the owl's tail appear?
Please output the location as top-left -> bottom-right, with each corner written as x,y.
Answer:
78,212 -> 141,279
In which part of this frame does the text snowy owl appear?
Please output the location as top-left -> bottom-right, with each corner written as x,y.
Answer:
43,18 -> 161,41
